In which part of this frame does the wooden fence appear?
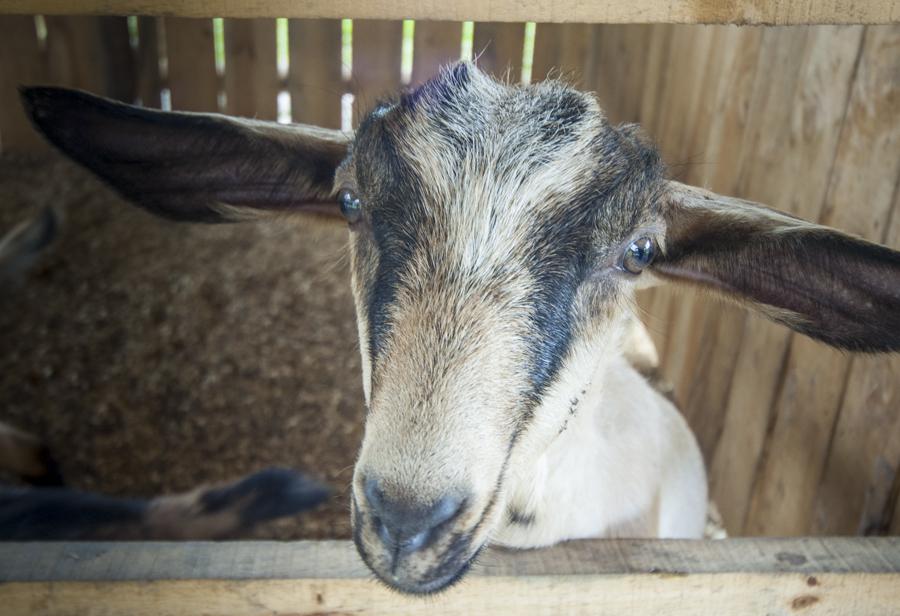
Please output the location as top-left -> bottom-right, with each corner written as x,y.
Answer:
3,539 -> 900,615
0,12 -> 898,540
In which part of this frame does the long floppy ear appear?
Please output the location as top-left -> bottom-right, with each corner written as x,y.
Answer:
20,87 -> 349,223
652,181 -> 900,352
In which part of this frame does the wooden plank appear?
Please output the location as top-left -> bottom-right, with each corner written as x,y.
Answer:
745,25 -> 900,537
224,18 -> 279,120
813,213 -> 900,538
811,34 -> 900,538
531,23 -> 592,88
637,25 -> 712,364
44,16 -> 134,100
288,18 -> 342,129
699,25 -> 863,534
473,22 -> 525,82
657,26 -> 764,462
351,20 -> 402,124
136,16 -> 162,107
163,17 -> 218,112
586,25 -> 655,124
670,27 -> 764,460
1,539 -> 899,615
411,20 -> 461,85
0,1 -> 896,25
586,25 -> 626,120
0,16 -> 47,152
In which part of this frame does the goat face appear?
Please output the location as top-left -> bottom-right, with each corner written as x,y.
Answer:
21,62 -> 900,595
340,64 -> 666,592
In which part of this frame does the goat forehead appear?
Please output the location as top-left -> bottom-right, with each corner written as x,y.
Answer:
354,64 -> 606,209
350,64 -> 661,231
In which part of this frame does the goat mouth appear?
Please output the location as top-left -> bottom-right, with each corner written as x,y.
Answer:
351,494 -> 492,595
356,531 -> 485,596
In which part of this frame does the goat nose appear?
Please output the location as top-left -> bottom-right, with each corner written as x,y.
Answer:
363,477 -> 463,552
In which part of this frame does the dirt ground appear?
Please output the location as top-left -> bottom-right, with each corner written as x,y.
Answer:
0,152 -> 364,539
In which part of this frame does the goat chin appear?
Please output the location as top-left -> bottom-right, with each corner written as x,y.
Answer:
492,356 -> 708,549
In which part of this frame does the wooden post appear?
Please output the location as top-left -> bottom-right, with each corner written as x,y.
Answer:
472,22 -> 524,82
164,17 -> 219,112
0,1 -> 895,24
410,21 -> 461,86
351,20 -> 402,124
288,18 -> 343,129
1,539 -> 899,615
531,23 -> 592,88
224,18 -> 279,120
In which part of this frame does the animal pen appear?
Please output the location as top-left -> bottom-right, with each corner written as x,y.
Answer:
0,0 -> 899,614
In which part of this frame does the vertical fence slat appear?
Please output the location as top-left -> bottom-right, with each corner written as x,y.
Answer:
585,25 -> 625,121
812,316 -> 900,535
44,16 -> 132,100
352,20 -> 402,122
136,17 -> 162,108
657,27 -> 761,463
637,26 -> 716,380
665,26 -> 764,485
747,27 -> 900,535
744,25 -> 898,537
472,22 -> 525,81
224,19 -> 278,120
0,16 -> 47,152
718,26 -> 863,536
288,19 -> 342,129
164,17 -> 218,112
811,31 -> 900,538
818,183 -> 900,537
531,23 -> 591,88
702,27 -> 818,534
411,20 -> 461,85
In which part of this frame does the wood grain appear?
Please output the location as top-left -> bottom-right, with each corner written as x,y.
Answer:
351,20 -> 403,124
288,18 -> 343,129
411,20 -> 461,86
472,22 -> 525,82
531,23 -> 592,88
1,539 -> 899,615
44,16 -> 134,99
0,1 -> 896,24
698,25 -> 863,534
744,25 -> 900,537
224,18 -> 279,120
811,182 -> 900,536
164,17 -> 219,112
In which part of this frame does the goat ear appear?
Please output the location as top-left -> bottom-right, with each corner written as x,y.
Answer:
651,181 -> 900,352
20,87 -> 349,223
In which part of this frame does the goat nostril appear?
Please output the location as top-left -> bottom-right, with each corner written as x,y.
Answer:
401,529 -> 429,552
373,515 -> 394,546
430,495 -> 463,528
363,476 -> 383,510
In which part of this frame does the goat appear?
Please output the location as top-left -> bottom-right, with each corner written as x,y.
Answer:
19,63 -> 900,593
0,211 -> 330,539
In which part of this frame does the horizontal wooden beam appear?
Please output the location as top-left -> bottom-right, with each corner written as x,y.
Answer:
0,1 -> 897,24
2,538 -> 899,614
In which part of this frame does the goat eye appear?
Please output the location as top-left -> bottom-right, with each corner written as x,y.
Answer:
622,237 -> 656,274
339,189 -> 362,224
